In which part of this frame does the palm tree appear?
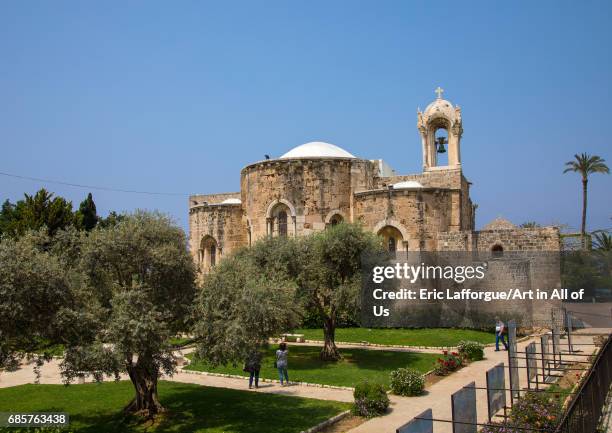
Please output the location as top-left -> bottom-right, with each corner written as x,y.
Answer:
563,153 -> 609,247
593,231 -> 612,252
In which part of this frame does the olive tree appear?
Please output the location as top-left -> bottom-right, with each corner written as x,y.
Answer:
0,231 -> 73,373
194,224 -> 380,364
193,239 -> 301,366
59,211 -> 196,417
298,223 -> 382,361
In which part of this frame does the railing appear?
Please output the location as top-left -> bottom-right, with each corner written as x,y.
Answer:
555,334 -> 612,433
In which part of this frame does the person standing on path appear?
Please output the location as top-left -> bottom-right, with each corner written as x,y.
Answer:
245,349 -> 262,389
276,342 -> 289,386
495,317 -> 509,351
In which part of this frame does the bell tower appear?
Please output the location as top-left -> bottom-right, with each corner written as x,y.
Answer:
417,87 -> 463,170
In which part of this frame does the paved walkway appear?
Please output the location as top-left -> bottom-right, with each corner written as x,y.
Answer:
0,353 -> 354,403
280,340 -> 443,354
0,330 -> 606,433
348,330 -> 608,433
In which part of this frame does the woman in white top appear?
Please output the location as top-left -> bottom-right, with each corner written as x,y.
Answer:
276,342 -> 289,385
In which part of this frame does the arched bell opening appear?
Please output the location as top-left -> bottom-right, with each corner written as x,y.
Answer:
428,117 -> 451,168
434,127 -> 449,167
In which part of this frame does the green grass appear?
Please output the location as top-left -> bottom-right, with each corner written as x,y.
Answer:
168,337 -> 194,348
0,381 -> 350,433
186,345 -> 438,388
293,327 -> 494,347
34,343 -> 65,357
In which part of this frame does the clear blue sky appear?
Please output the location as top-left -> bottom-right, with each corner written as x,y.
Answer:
1,1 -> 611,233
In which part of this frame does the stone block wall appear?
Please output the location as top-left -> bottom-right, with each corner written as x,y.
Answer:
190,192 -> 241,206
374,168 -> 474,233
188,203 -> 246,271
240,158 -> 377,241
376,168 -> 465,189
354,188 -> 455,251
437,227 -> 561,252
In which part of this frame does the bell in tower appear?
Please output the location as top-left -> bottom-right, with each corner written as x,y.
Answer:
417,87 -> 463,171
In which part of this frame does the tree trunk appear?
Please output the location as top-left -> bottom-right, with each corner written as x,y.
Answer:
582,178 -> 588,249
320,316 -> 341,361
125,362 -> 164,418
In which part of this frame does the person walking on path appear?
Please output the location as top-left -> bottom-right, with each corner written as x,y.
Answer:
276,342 -> 289,386
244,349 -> 262,389
495,317 -> 509,351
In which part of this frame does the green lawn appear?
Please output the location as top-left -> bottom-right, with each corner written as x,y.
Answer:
169,336 -> 195,348
186,345 -> 438,388
293,328 -> 494,347
0,381 -> 350,433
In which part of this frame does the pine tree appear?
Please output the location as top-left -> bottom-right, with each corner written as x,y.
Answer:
76,193 -> 98,231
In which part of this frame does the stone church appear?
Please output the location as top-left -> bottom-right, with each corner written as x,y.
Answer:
189,89 -> 560,274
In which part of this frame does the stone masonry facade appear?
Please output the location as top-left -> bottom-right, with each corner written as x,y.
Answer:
189,91 -> 560,276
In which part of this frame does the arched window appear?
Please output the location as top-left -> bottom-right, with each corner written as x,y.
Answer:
200,235 -> 218,272
268,202 -> 293,237
491,244 -> 504,258
377,225 -> 403,253
278,211 -> 288,237
330,214 -> 343,226
210,244 -> 216,266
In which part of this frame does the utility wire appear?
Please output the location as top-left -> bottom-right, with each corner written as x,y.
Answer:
0,171 -> 190,197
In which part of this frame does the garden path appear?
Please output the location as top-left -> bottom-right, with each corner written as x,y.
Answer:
348,329 -> 609,433
0,330 -> 606,433
0,351 -> 354,402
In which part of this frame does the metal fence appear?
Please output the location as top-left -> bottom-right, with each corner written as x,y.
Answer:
555,334 -> 612,433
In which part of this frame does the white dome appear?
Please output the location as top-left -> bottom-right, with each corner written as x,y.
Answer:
280,141 -> 356,159
220,198 -> 242,205
424,98 -> 456,122
393,180 -> 424,189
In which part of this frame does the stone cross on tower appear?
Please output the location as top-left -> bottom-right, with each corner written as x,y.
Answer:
435,86 -> 444,99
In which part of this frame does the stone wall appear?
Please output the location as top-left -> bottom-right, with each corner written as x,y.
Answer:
436,227 -> 563,325
376,168 -> 466,189
374,168 -> 474,234
354,188 -> 455,251
188,203 -> 246,272
190,192 -> 241,206
240,158 -> 377,241
437,227 -> 561,252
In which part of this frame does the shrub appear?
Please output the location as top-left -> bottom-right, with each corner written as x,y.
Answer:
509,391 -> 562,429
352,381 -> 389,418
390,368 -> 425,396
457,340 -> 484,361
433,350 -> 463,376
480,391 -> 563,433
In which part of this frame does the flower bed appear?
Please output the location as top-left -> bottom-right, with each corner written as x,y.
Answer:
481,391 -> 563,433
433,350 -> 464,376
